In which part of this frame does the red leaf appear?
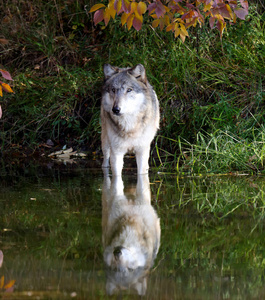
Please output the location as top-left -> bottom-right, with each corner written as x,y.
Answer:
234,8 -> 248,20
155,1 -> 166,18
0,69 -> 13,81
148,2 -> 156,15
239,0 -> 248,10
133,15 -> 142,31
94,9 -> 104,25
209,17 -> 216,29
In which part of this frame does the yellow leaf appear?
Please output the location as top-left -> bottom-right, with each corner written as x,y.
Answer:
127,14 -> 134,30
180,23 -> 189,36
166,24 -> 173,32
0,276 -> 4,289
0,85 -> 2,97
121,12 -> 130,26
131,2 -> 138,13
203,3 -> 212,12
164,15 -> 170,26
1,82 -> 14,93
225,4 -> 233,19
89,3 -> 106,13
180,33 -> 186,42
174,24 -> 180,38
4,279 -> 15,290
104,8 -> 111,26
152,19 -> 160,28
108,5 -> 116,19
137,2 -> 147,15
116,0 -> 122,13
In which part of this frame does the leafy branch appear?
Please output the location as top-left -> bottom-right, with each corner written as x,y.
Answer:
90,0 -> 249,41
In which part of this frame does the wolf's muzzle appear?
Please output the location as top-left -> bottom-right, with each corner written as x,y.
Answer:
112,106 -> 121,115
113,246 -> 123,260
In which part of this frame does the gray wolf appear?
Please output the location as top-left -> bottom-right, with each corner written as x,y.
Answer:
102,174 -> 160,296
101,64 -> 160,176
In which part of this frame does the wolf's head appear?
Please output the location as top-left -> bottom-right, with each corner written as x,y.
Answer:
102,64 -> 149,116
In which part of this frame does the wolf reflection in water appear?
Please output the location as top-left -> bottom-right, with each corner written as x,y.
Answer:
102,173 -> 161,296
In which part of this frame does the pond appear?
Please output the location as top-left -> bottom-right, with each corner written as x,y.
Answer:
1,160 -> 265,299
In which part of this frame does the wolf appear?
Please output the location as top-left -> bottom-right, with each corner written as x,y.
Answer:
102,174 -> 161,296
101,64 -> 160,176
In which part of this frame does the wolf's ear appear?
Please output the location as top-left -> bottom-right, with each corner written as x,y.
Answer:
103,64 -> 118,80
129,64 -> 147,84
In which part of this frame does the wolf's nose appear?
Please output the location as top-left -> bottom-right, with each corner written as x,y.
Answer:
113,246 -> 122,259
112,106 -> 121,115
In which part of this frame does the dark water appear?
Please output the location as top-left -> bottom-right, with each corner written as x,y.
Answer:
1,162 -> 265,299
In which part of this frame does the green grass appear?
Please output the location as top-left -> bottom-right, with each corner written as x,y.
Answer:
0,1 -> 264,173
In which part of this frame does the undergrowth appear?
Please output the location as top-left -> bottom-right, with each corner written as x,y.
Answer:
0,0 -> 264,173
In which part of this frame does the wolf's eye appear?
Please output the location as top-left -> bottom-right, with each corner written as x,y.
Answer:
111,88 -> 115,93
127,88 -> 132,93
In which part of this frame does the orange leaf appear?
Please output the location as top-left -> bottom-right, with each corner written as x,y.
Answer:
0,85 -> 2,97
1,82 -> 14,93
90,3 -> 105,13
166,23 -> 173,32
0,276 -> 4,289
4,279 -> 15,290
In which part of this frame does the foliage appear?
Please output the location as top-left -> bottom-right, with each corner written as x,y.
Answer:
90,0 -> 249,41
0,69 -> 14,119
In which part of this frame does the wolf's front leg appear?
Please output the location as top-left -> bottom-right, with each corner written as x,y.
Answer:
110,151 -> 124,176
136,147 -> 150,175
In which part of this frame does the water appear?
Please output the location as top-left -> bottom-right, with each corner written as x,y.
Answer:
1,161 -> 265,299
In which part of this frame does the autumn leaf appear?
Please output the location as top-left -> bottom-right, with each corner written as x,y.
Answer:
89,3 -> 106,13
133,14 -> 143,31
121,12 -> 130,26
152,18 -> 160,28
122,0 -> 131,14
216,19 -> 226,36
156,1 -> 166,18
104,8 -> 111,26
114,0 -> 122,14
0,69 -> 13,81
234,7 -> 248,20
94,9 -> 105,25
127,13 -> 134,30
4,279 -> 15,290
137,2 -> 147,15
0,82 -> 14,93
0,85 -> 2,97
